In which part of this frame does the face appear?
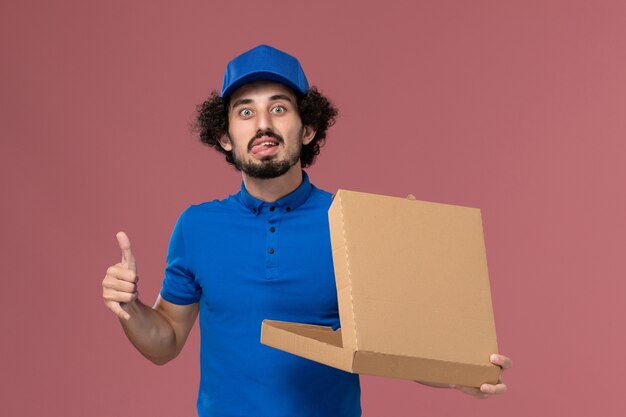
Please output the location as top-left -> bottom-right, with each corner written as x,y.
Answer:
219,81 -> 315,179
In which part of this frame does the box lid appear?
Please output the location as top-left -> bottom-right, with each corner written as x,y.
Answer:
329,190 -> 498,366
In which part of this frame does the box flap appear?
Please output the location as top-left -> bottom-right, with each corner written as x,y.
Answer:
328,190 -> 498,368
352,350 -> 500,386
260,320 -> 355,372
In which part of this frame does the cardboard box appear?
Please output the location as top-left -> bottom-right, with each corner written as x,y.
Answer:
261,189 -> 500,387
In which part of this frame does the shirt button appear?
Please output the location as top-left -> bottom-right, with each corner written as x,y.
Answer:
286,206 -> 291,212
269,227 -> 276,233
268,248 -> 275,254
269,206 -> 275,212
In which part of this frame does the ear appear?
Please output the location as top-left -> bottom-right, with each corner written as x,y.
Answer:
217,134 -> 232,151
301,125 -> 317,145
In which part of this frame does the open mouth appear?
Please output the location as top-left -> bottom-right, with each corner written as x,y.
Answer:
250,137 -> 280,155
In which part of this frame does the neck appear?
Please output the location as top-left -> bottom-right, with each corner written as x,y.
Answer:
242,164 -> 304,203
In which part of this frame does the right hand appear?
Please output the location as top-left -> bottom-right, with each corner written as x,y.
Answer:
102,231 -> 139,320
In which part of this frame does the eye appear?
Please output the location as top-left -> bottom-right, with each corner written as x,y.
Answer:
271,105 -> 286,114
239,108 -> 253,118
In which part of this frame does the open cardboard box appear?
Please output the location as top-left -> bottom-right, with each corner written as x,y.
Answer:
261,189 -> 501,387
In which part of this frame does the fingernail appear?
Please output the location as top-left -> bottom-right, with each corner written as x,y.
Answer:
490,354 -> 498,362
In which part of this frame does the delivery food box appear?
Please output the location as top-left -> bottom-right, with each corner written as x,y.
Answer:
261,189 -> 500,387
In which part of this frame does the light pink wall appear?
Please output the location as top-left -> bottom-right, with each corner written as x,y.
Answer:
1,1 -> 624,416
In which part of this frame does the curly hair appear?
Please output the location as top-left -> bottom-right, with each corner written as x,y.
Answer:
194,87 -> 338,168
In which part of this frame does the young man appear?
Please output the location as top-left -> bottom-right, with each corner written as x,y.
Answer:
102,45 -> 511,416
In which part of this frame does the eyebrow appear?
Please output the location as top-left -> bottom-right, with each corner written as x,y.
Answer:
230,98 -> 253,108
230,94 -> 294,109
269,94 -> 293,103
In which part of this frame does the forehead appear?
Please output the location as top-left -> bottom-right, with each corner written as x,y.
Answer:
228,81 -> 297,107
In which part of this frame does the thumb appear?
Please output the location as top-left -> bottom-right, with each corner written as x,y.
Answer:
116,231 -> 136,272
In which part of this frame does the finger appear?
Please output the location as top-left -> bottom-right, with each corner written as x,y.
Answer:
105,265 -> 138,283
103,275 -> 137,292
490,354 -> 513,369
493,383 -> 507,395
455,385 -> 489,399
455,385 -> 480,396
456,385 -> 478,395
480,383 -> 507,395
105,300 -> 131,321
406,194 -> 416,200
103,288 -> 138,304
116,231 -> 136,271
480,384 -> 495,395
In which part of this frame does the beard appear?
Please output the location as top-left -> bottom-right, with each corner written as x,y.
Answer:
230,130 -> 303,179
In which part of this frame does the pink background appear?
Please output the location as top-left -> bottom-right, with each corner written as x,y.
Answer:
1,1 -> 624,416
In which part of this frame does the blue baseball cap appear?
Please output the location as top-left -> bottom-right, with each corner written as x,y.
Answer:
220,44 -> 309,98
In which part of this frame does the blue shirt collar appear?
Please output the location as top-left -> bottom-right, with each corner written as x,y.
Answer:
238,171 -> 313,215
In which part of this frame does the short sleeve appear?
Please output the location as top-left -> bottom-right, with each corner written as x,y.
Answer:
160,209 -> 202,305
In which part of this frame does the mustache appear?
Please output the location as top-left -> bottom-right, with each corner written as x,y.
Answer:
247,130 -> 284,151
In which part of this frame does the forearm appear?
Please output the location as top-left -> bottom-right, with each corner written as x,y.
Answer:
119,299 -> 178,365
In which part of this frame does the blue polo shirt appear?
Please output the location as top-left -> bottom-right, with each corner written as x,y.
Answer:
160,172 -> 361,417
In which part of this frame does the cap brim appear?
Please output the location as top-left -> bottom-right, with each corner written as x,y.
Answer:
221,71 -> 307,98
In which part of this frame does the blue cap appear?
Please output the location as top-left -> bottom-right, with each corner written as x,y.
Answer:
220,45 -> 309,98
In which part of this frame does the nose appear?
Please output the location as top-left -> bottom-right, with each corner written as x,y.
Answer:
256,109 -> 274,131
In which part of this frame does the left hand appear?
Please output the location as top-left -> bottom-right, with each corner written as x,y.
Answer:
452,353 -> 512,399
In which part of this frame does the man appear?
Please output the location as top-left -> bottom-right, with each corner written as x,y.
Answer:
102,45 -> 511,416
